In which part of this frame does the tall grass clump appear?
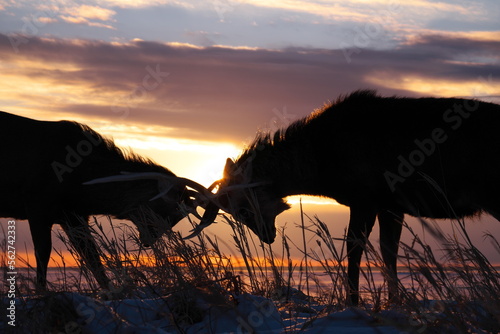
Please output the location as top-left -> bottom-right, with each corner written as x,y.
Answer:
1,215 -> 245,332
289,210 -> 500,332
392,218 -> 500,333
2,204 -> 500,333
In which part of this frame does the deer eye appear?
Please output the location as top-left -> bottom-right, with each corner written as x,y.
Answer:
237,208 -> 253,220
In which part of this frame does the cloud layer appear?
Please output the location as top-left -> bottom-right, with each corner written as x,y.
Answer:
0,32 -> 499,145
2,1 -> 499,50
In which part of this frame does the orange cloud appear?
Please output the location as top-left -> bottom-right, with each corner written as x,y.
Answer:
59,15 -> 116,29
56,4 -> 116,29
70,4 -> 116,21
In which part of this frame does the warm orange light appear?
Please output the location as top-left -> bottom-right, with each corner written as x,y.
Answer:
366,74 -> 499,98
111,130 -> 241,186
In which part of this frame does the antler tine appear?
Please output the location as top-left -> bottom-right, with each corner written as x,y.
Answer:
183,203 -> 220,240
149,184 -> 174,201
83,172 -> 167,185
178,200 -> 203,220
84,172 -> 226,210
183,179 -> 270,239
176,177 -> 219,199
85,172 -> 212,196
187,207 -> 203,220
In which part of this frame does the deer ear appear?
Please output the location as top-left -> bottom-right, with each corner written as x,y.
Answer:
224,158 -> 235,178
224,157 -> 253,184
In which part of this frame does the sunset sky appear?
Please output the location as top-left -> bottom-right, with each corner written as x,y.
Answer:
1,1 -> 500,265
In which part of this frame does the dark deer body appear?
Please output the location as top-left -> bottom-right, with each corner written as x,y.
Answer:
0,111 -> 201,290
202,90 -> 500,305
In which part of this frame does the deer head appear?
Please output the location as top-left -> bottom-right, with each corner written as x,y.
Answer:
186,158 -> 290,243
84,172 -> 215,246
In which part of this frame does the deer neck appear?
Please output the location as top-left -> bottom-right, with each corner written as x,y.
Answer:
250,139 -> 319,198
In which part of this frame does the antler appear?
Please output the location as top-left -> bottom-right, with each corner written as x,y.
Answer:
84,172 -> 215,199
182,158 -> 270,239
84,172 -> 225,222
84,171 -> 267,239
182,202 -> 220,239
182,179 -> 269,240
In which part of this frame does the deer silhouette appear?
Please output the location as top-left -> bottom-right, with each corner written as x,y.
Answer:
194,90 -> 500,305
0,111 -> 210,290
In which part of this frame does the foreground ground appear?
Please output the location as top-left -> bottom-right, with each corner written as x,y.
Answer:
2,216 -> 500,333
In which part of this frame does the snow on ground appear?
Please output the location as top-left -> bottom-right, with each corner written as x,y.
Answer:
4,291 -> 407,333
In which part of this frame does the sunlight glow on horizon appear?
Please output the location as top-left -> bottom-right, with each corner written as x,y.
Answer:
110,129 -> 241,186
287,196 -> 340,206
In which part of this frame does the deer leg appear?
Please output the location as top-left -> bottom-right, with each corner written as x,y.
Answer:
60,216 -> 110,289
346,205 -> 377,306
29,219 -> 53,292
378,210 -> 404,303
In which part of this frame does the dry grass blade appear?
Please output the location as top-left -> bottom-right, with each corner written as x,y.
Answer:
1,203 -> 499,332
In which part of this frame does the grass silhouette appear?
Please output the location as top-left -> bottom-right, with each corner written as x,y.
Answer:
1,208 -> 500,333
